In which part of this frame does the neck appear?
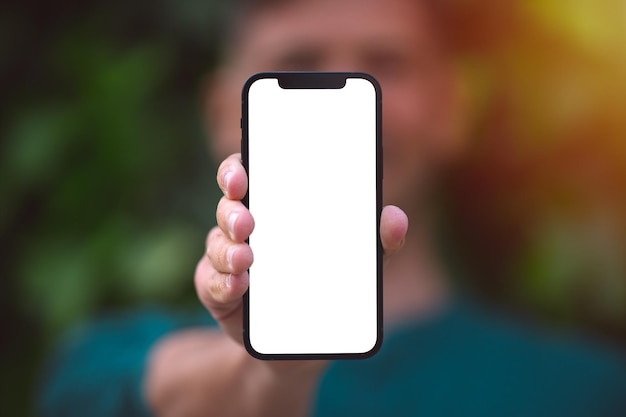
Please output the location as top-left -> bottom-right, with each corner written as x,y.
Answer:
382,207 -> 450,326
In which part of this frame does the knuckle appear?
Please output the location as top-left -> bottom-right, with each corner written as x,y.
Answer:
208,275 -> 225,301
194,260 -> 215,305
197,268 -> 228,306
216,162 -> 228,189
206,230 -> 233,273
216,197 -> 231,227
206,227 -> 222,251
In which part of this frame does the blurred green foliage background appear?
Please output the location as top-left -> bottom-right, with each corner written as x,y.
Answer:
1,1 -> 227,414
1,1 -> 625,416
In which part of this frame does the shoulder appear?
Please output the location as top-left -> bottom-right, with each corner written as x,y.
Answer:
38,307 -> 215,417
450,301 -> 626,415
61,306 -> 216,345
317,300 -> 626,417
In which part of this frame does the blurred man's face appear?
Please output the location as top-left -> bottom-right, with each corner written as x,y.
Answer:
208,0 -> 464,212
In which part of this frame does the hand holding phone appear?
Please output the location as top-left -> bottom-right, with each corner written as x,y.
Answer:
198,155 -> 407,354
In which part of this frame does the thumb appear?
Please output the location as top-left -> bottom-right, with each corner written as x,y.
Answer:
380,205 -> 408,258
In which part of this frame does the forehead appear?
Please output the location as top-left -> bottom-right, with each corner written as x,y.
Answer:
232,0 -> 437,66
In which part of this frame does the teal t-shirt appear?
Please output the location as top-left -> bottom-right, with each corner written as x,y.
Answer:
315,301 -> 626,416
39,301 -> 626,417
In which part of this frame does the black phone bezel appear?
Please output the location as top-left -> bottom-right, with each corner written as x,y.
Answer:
241,72 -> 383,360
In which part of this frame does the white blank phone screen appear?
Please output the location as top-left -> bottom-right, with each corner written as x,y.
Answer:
247,77 -> 379,355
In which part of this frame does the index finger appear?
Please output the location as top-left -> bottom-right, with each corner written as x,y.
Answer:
216,153 -> 248,201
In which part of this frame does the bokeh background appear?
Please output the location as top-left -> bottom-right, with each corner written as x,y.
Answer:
1,0 -> 625,415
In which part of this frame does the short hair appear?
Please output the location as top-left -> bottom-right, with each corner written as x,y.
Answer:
216,0 -> 295,61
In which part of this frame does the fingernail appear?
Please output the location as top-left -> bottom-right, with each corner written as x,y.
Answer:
228,212 -> 239,240
227,246 -> 236,270
225,274 -> 232,288
223,171 -> 233,190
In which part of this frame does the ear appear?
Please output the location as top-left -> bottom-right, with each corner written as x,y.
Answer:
201,68 -> 241,161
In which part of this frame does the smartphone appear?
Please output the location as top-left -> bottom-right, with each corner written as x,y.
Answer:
242,72 -> 382,359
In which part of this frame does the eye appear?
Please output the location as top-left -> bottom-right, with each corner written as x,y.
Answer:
365,50 -> 409,79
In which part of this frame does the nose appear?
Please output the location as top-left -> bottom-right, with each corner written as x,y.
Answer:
318,52 -> 362,74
